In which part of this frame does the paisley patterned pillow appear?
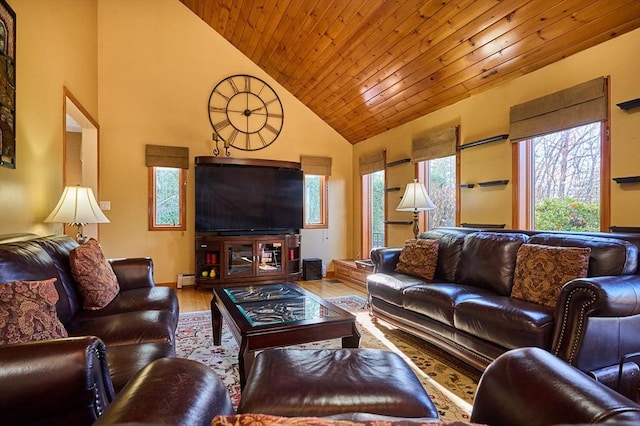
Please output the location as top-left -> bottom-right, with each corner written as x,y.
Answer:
511,244 -> 591,308
0,278 -> 68,345
395,239 -> 440,280
70,238 -> 120,310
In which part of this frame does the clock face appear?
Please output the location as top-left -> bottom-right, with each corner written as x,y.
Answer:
208,74 -> 284,151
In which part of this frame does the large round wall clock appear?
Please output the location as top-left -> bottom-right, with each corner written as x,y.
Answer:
208,74 -> 284,152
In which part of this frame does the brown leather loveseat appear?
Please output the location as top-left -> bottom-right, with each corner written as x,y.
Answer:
0,233 -> 179,393
368,227 -> 640,387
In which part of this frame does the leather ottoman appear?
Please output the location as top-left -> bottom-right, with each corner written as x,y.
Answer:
238,348 -> 439,419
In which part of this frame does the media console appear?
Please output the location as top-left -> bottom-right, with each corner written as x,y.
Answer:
194,157 -> 304,288
195,233 -> 302,289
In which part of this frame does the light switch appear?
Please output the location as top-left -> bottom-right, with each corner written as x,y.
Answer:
99,201 -> 111,211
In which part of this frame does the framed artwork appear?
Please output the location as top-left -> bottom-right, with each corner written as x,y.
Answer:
0,0 -> 15,169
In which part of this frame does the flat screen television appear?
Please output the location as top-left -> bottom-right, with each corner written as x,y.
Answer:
195,159 -> 303,234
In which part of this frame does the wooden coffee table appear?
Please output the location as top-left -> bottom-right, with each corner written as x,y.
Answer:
210,282 -> 360,388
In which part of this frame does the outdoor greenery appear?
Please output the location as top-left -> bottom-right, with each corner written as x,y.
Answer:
154,167 -> 180,226
427,155 -> 456,229
532,122 -> 601,231
535,197 -> 600,232
304,175 -> 321,224
371,170 -> 385,248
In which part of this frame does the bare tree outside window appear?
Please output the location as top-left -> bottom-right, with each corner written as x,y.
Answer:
426,155 -> 456,229
531,122 -> 601,231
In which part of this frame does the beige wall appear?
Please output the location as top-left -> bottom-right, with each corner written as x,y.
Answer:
96,0 -> 352,283
353,28 -> 640,253
0,0 -> 98,237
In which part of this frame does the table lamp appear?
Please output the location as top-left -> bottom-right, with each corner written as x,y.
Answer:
45,185 -> 110,243
396,179 -> 436,239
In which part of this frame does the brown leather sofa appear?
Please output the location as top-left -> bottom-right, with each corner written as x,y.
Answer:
0,234 -> 179,392
368,227 -> 640,384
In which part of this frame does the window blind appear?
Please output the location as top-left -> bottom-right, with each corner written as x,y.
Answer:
300,155 -> 332,176
510,77 -> 608,142
145,144 -> 189,169
411,126 -> 457,162
359,150 -> 385,175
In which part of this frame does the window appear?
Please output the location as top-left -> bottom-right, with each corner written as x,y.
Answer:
515,122 -> 604,231
362,170 -> 385,254
149,166 -> 186,230
418,154 -> 457,230
304,174 -> 328,228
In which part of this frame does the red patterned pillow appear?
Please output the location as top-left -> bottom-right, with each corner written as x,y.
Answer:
395,239 -> 440,280
0,278 -> 68,345
70,238 -> 120,310
511,244 -> 591,308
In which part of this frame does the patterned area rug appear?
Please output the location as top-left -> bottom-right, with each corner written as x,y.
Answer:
176,295 -> 479,422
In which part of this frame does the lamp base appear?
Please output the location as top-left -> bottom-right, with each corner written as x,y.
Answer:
412,211 -> 420,239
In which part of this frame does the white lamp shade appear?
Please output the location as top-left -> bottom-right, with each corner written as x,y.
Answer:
45,186 -> 110,225
396,180 -> 436,211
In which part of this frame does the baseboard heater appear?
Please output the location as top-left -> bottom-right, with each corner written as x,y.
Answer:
177,273 -> 196,288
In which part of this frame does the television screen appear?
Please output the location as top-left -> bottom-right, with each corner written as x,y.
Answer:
195,163 -> 303,233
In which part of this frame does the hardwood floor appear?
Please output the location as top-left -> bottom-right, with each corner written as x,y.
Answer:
176,279 -> 367,313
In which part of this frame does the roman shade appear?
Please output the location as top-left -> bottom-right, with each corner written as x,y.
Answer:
145,144 -> 189,169
300,156 -> 332,176
411,126 -> 457,162
509,77 -> 608,142
359,150 -> 385,175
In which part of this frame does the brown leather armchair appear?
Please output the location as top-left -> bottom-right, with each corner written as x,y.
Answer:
0,336 -> 234,426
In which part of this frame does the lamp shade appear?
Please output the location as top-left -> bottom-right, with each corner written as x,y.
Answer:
45,186 -> 110,225
396,179 -> 436,211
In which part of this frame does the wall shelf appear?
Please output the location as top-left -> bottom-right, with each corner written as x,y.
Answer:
610,226 -> 640,233
384,187 -> 401,192
612,176 -> 640,184
386,158 -> 411,167
457,134 -> 509,150
459,183 -> 475,188
617,98 -> 640,111
478,180 -> 509,187
461,223 -> 506,229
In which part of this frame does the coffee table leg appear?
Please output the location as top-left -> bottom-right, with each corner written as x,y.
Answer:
342,322 -> 361,348
239,339 -> 255,390
211,296 -> 222,346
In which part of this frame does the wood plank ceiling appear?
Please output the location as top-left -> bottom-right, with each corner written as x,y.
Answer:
180,0 -> 640,144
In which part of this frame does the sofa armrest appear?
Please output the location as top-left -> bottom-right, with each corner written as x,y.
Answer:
552,275 -> 640,367
0,336 -> 115,425
109,257 -> 155,290
370,247 -> 402,273
471,347 -> 640,426
95,358 -> 235,426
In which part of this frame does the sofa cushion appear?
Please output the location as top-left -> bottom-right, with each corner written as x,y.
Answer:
403,283 -> 493,327
395,239 -> 439,280
367,273 -> 425,307
0,278 -> 68,344
511,244 -> 591,308
454,296 -> 554,350
70,239 -> 120,310
65,309 -> 176,347
106,341 -> 176,392
456,232 -> 529,296
420,228 -> 471,282
528,233 -> 638,276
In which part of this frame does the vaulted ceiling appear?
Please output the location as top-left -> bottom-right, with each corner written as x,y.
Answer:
180,0 -> 640,144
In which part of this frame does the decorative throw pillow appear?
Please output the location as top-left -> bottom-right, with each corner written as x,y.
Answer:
0,278 -> 68,345
395,239 -> 440,280
212,414 -> 475,426
69,238 -> 120,310
511,244 -> 591,308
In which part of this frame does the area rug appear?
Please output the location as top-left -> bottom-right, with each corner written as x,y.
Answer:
176,295 -> 478,422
